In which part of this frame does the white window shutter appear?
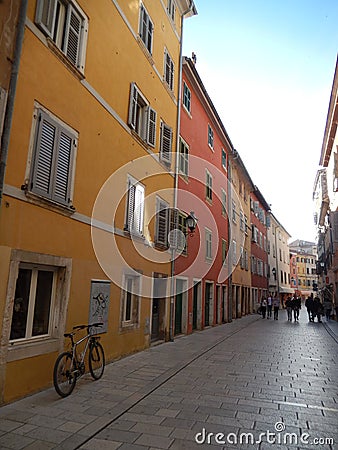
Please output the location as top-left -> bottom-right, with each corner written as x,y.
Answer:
128,83 -> 138,129
134,184 -> 144,234
147,107 -> 157,147
64,5 -> 82,67
160,123 -> 172,164
169,208 -> 178,249
126,182 -> 135,231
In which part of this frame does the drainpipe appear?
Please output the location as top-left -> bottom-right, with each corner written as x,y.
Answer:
169,1 -> 195,342
0,0 -> 28,206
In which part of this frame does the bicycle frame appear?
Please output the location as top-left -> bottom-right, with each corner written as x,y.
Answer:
67,324 -> 102,377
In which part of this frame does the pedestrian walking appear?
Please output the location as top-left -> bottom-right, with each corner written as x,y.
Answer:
291,294 -> 301,322
273,295 -> 279,320
261,297 -> 267,319
312,296 -> 322,323
267,295 -> 272,319
285,296 -> 292,321
305,293 -> 314,322
323,298 -> 332,321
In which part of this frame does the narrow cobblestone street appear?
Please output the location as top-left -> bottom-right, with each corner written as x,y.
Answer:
0,311 -> 337,450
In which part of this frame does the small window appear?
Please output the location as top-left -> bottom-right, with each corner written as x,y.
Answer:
221,148 -> 227,170
30,109 -> 77,207
221,189 -> 227,216
208,124 -> 214,149
240,211 -> 245,231
160,122 -> 172,165
35,0 -> 88,71
183,82 -> 191,113
222,239 -> 227,265
121,274 -> 140,327
128,83 -> 157,147
125,176 -> 145,235
206,170 -> 213,202
164,49 -> 174,91
179,139 -> 189,176
167,0 -> 176,21
10,265 -> 56,341
205,228 -> 212,260
139,4 -> 153,54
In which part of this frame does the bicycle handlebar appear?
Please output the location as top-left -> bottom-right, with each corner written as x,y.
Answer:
72,322 -> 103,331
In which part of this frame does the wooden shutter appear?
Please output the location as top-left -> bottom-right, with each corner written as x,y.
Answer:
169,208 -> 178,248
32,113 -> 56,198
128,83 -> 138,129
156,199 -> 169,247
160,123 -> 172,164
53,131 -> 72,204
64,5 -> 82,67
147,107 -> 157,147
134,184 -> 144,234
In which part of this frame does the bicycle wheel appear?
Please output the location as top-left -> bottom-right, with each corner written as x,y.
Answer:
53,351 -> 77,397
89,342 -> 105,380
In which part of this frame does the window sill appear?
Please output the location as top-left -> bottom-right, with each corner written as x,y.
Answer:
25,190 -> 76,217
8,336 -> 60,362
46,38 -> 85,81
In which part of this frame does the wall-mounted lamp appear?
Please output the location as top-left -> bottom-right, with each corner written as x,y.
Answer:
185,211 -> 198,236
271,267 -> 276,280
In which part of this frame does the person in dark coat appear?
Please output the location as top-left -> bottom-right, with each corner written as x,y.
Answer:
291,294 -> 301,322
305,293 -> 314,322
312,296 -> 322,323
285,296 -> 292,321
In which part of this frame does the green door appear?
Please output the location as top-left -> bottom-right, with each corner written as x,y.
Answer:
193,283 -> 199,330
175,293 -> 183,335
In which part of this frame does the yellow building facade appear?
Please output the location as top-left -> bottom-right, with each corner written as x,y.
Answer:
0,0 -> 196,404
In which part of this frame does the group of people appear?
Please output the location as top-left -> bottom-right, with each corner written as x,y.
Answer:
304,293 -> 331,323
260,294 -> 280,320
259,292 -> 331,323
285,295 -> 301,322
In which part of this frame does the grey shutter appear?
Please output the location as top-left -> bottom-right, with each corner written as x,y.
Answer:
64,5 -> 82,66
53,131 -> 72,204
32,113 -> 56,198
35,0 -> 56,38
331,212 -> 338,243
160,123 -> 172,164
128,83 -> 138,129
147,107 -> 157,147
156,200 -> 169,247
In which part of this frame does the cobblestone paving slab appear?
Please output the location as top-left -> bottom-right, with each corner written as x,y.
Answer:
0,314 -> 337,449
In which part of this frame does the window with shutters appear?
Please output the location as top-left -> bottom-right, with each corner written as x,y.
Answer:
139,4 -> 153,54
121,273 -> 140,328
232,240 -> 237,266
205,228 -> 212,260
35,0 -> 88,72
128,83 -> 156,147
221,188 -> 227,216
164,49 -> 174,91
167,0 -> 176,22
168,209 -> 187,254
179,138 -> 189,176
206,170 -> 213,202
155,198 -> 169,248
29,109 -> 77,207
208,124 -> 214,149
160,122 -> 172,166
221,148 -> 227,170
183,82 -> 191,113
222,239 -> 227,265
125,176 -> 145,236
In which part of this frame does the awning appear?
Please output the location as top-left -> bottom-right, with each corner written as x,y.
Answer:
279,287 -> 295,294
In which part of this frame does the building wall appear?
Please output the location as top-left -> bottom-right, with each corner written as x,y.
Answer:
0,0 -> 188,404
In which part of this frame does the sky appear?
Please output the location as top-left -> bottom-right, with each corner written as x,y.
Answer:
182,0 -> 338,243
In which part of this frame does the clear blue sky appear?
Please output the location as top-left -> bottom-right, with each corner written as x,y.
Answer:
182,0 -> 338,242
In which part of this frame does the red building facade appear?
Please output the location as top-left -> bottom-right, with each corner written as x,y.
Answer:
174,56 -> 233,334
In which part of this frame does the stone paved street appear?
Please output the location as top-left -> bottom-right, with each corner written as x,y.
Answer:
0,311 -> 337,450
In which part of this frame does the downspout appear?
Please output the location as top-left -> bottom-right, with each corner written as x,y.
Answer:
0,0 -> 28,206
169,1 -> 194,342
